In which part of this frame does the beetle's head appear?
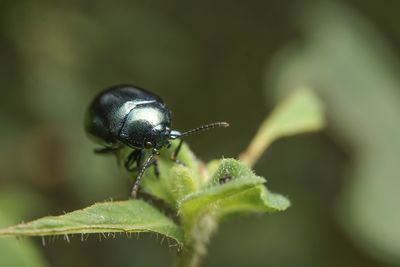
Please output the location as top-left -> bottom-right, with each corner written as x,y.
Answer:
144,124 -> 172,149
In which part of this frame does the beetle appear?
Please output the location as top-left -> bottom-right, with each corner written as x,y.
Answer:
85,84 -> 229,198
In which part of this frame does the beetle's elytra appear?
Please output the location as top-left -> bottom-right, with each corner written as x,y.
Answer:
85,84 -> 229,198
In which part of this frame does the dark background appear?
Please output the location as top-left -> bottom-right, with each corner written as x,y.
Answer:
0,1 -> 399,266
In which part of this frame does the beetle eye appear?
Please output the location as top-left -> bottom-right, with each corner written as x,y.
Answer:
145,141 -> 153,149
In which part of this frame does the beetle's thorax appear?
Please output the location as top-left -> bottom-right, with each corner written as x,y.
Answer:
118,101 -> 172,149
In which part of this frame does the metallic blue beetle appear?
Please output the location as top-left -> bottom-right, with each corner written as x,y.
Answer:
85,84 -> 228,198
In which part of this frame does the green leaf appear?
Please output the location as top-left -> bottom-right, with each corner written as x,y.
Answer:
217,185 -> 290,216
179,159 -> 290,228
239,88 -> 325,167
0,200 -> 183,246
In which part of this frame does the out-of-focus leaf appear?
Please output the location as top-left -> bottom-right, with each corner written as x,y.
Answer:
267,2 -> 400,264
239,88 -> 325,167
0,200 -> 183,247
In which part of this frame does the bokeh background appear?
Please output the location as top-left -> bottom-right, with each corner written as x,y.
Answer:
1,0 -> 399,266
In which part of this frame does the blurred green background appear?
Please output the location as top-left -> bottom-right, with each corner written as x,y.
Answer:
1,0 -> 400,266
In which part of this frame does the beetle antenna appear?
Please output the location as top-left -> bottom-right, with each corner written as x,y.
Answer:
180,122 -> 229,137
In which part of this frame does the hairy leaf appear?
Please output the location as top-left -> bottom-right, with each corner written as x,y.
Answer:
179,159 -> 290,229
0,200 -> 183,246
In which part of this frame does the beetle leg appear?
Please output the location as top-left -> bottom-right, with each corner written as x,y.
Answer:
125,149 -> 142,172
131,154 -> 155,198
137,149 -> 145,169
171,139 -> 185,165
152,159 -> 160,177
94,147 -> 119,154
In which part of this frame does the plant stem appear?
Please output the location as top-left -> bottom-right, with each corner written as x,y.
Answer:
176,246 -> 203,267
176,213 -> 218,267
